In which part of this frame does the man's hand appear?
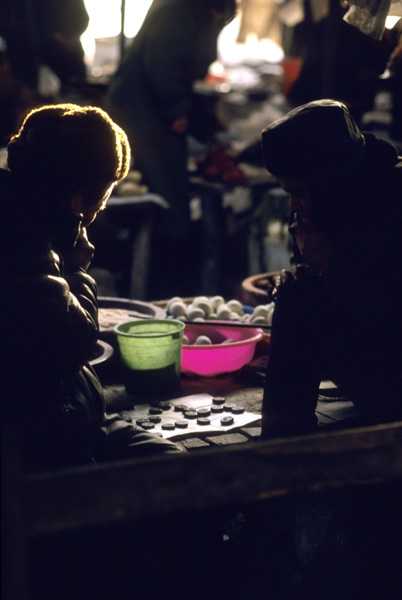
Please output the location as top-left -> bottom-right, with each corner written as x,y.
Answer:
291,214 -> 333,271
67,227 -> 95,271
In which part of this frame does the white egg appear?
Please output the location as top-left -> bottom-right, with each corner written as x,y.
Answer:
222,338 -> 236,344
210,295 -> 225,310
174,315 -> 186,322
167,296 -> 184,312
207,312 -> 218,320
252,305 -> 269,318
226,299 -> 243,315
169,301 -> 187,317
267,306 -> 275,325
194,335 -> 212,345
193,295 -> 209,303
182,335 -> 190,345
192,298 -> 212,316
216,304 -> 231,319
229,312 -> 241,320
187,307 -> 205,320
251,315 -> 268,325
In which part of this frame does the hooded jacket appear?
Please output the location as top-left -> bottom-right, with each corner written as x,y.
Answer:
261,101 -> 402,437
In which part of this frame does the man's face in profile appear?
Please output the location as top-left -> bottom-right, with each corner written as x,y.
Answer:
279,177 -> 312,221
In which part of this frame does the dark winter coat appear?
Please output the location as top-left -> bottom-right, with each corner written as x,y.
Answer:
106,0 -> 220,237
0,169 -> 104,470
262,135 -> 402,438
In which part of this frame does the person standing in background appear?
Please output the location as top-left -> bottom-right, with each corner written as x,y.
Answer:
1,0 -> 89,88
106,0 -> 236,299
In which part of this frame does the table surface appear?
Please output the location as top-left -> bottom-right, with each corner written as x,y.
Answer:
102,364 -> 361,451
98,296 -> 362,448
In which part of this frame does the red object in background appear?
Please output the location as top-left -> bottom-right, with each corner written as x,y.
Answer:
281,57 -> 304,98
195,145 -> 249,185
205,73 -> 228,84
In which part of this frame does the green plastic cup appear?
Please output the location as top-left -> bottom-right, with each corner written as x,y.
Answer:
114,319 -> 185,396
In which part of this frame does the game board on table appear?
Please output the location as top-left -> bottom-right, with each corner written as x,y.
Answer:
119,394 -> 260,439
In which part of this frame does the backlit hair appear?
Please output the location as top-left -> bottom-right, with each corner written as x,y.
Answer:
8,103 -> 131,205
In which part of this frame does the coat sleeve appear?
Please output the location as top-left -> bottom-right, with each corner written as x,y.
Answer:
11,249 -> 99,380
261,273 -> 328,439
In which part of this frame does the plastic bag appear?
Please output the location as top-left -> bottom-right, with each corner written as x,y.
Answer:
343,0 -> 392,39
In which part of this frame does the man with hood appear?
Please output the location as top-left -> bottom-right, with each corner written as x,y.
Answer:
260,99 -> 402,438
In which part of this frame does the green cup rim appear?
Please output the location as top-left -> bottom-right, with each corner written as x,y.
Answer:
114,319 -> 185,338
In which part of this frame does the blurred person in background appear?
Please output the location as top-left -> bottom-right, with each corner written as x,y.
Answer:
106,0 -> 237,299
30,0 -> 90,85
1,0 -> 89,87
387,18 -> 402,139
0,0 -> 90,143
284,1 -> 396,124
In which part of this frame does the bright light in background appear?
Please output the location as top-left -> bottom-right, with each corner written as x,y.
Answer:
83,0 -> 153,37
81,0 -> 153,64
125,0 -> 155,37
218,14 -> 284,65
385,15 -> 401,29
81,1 -> 284,72
83,0 -> 122,39
82,2 -> 396,72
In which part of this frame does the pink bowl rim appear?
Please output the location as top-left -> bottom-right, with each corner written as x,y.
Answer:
182,325 -> 264,350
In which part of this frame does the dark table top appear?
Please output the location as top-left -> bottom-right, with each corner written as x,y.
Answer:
101,362 -> 361,451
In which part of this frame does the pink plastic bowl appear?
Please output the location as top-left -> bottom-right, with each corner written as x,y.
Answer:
181,323 -> 264,376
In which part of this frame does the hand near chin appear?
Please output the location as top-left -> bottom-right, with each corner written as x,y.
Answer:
291,215 -> 333,271
66,227 -> 95,271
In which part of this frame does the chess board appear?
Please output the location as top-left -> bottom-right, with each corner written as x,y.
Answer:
120,394 -> 260,439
